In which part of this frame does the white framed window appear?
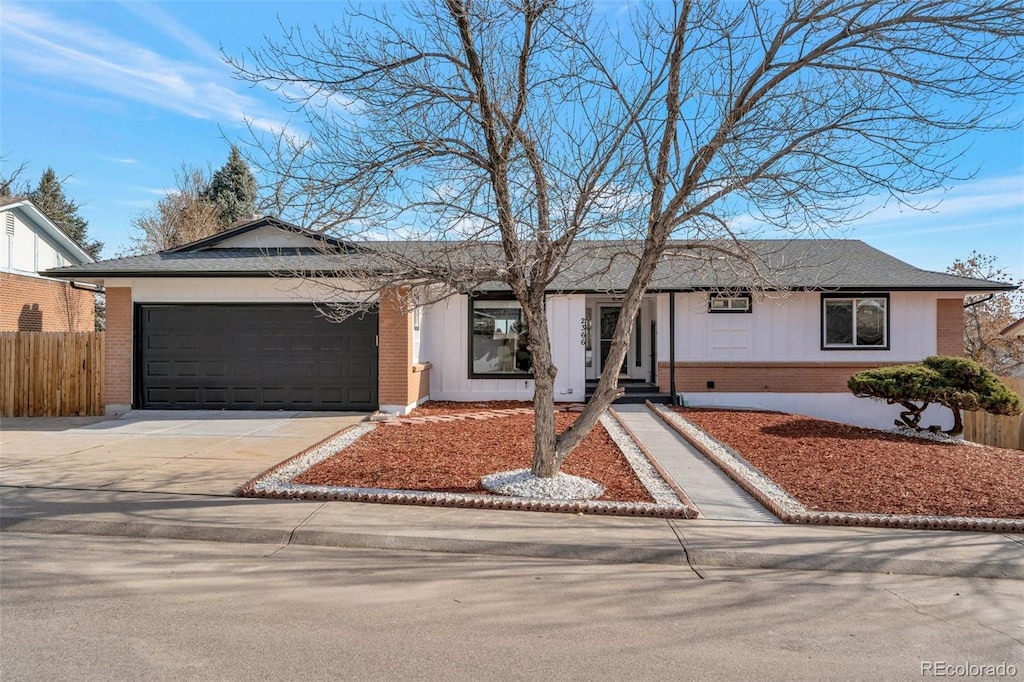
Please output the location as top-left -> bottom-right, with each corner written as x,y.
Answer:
822,294 -> 889,349
708,293 -> 751,313
469,297 -> 532,377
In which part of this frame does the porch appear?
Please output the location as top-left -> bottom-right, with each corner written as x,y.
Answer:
583,294 -> 672,404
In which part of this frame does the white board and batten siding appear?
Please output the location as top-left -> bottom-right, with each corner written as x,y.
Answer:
420,294 -> 586,403
658,290 -> 948,362
658,291 -> 960,431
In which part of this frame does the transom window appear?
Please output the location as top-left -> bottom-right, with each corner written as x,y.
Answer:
470,298 -> 532,376
708,293 -> 752,313
822,294 -> 889,349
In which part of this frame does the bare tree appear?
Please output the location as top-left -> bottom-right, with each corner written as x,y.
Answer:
59,281 -> 83,332
124,165 -> 222,255
232,0 -> 1024,480
0,156 -> 29,197
948,252 -> 1024,376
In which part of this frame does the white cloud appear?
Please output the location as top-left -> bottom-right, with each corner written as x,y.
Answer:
116,0 -> 226,65
850,174 -> 1024,232
2,4 -> 288,131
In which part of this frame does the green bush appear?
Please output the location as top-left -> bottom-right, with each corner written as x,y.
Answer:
848,355 -> 1022,436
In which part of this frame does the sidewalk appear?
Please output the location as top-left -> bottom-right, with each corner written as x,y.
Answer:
3,485 -> 1021,579
613,404 -> 778,522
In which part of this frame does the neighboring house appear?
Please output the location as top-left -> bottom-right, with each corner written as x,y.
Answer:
1,197 -> 97,332
999,318 -> 1024,338
43,216 -> 1014,430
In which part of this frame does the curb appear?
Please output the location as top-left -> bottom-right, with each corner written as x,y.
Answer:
0,517 -> 687,566
3,516 -> 1021,580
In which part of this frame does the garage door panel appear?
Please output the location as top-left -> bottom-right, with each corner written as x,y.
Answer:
139,304 -> 377,410
203,361 -> 228,377
232,388 -> 258,406
174,361 -> 198,377
347,387 -> 374,405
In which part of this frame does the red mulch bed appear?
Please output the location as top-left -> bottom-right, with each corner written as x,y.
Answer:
676,408 -> 1024,519
294,405 -> 653,503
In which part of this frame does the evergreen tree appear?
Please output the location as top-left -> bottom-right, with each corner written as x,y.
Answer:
29,167 -> 103,259
203,146 -> 257,227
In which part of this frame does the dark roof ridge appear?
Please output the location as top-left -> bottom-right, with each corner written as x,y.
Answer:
168,215 -> 354,253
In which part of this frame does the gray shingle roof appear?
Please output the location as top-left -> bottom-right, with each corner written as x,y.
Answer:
42,239 -> 1012,292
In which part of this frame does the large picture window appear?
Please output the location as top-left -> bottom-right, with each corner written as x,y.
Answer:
822,294 -> 889,349
470,298 -> 532,376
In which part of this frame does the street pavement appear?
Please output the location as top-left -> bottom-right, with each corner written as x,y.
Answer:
2,533 -> 1021,681
1,411 -> 1022,580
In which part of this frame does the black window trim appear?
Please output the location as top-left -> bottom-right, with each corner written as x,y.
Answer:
708,292 -> 753,314
467,293 -> 535,380
820,292 -> 891,351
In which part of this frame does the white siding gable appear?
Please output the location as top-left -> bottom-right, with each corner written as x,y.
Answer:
1,207 -> 82,276
212,225 -> 324,249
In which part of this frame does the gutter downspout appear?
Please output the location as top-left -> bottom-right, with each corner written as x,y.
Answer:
70,281 -> 103,293
963,295 -> 994,309
669,292 -> 677,404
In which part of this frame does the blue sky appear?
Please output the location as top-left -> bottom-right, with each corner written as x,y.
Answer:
2,1 -> 1022,281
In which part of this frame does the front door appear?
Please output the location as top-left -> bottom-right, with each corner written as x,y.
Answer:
599,306 -> 628,376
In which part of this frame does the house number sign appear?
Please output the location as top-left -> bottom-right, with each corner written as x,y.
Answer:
580,317 -> 591,346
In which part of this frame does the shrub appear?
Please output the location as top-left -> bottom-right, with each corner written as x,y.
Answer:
848,355 -> 1022,436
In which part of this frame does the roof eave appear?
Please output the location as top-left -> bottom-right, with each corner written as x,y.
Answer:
1,200 -> 94,265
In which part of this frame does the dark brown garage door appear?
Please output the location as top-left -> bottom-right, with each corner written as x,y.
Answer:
137,304 -> 377,410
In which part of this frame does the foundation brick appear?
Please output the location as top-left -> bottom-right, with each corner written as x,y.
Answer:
658,361 -> 907,394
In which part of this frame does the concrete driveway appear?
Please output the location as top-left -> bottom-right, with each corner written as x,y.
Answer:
0,411 -> 367,495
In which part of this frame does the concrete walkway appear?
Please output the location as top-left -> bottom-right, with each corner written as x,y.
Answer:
612,404 -> 778,523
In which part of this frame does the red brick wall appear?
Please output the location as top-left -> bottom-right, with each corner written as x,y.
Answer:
104,287 -> 133,407
936,298 -> 965,357
1,272 -> 95,332
414,363 -> 431,401
377,286 -> 427,410
658,361 -> 906,394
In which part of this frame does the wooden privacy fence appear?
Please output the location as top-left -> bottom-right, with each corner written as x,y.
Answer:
963,376 -> 1024,451
1,332 -> 105,417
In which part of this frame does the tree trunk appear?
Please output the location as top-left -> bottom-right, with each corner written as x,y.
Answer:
894,400 -> 928,430
945,407 -> 964,438
524,292 -> 560,478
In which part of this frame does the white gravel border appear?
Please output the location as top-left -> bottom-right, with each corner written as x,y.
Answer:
481,469 -> 604,500
888,425 -> 981,446
600,413 -> 683,506
248,422 -> 377,494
